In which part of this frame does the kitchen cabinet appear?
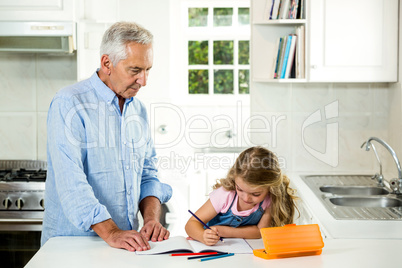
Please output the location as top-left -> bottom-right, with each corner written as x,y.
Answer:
0,0 -> 74,21
309,0 -> 397,82
251,0 -> 398,83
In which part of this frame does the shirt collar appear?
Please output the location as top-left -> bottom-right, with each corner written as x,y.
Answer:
89,69 -> 134,105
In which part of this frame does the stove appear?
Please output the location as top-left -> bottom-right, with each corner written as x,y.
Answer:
0,160 -> 47,231
0,160 -> 47,267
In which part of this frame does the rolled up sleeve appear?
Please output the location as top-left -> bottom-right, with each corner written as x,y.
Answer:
139,144 -> 172,204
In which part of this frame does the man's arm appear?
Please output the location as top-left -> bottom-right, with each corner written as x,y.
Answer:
91,219 -> 150,252
139,196 -> 169,242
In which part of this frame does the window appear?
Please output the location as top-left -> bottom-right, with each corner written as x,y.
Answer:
185,1 -> 250,97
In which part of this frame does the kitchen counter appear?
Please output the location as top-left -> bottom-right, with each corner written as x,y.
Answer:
25,236 -> 402,268
290,173 -> 402,239
25,172 -> 402,267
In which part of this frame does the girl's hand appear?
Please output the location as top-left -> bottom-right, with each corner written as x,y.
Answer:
202,227 -> 221,246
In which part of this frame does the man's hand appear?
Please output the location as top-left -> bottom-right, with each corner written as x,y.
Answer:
91,219 -> 150,252
139,196 -> 170,242
140,219 -> 170,242
106,229 -> 150,252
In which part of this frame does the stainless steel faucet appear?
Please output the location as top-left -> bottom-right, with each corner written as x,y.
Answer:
362,137 -> 402,194
361,141 -> 384,186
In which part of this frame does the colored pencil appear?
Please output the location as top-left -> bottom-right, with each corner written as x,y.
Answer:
188,252 -> 229,260
199,253 -> 235,262
188,210 -> 224,242
170,252 -> 218,256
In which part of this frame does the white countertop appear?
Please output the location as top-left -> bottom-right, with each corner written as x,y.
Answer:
25,236 -> 402,268
290,172 -> 402,239
25,172 -> 402,267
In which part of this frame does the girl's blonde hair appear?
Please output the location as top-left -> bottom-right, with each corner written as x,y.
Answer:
213,146 -> 298,227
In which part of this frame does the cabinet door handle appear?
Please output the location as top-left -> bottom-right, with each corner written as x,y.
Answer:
311,65 -> 317,69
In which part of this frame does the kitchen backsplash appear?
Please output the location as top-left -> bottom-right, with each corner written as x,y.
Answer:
250,82 -> 394,174
0,53 -> 77,160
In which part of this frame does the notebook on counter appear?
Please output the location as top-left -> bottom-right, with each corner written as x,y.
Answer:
135,236 -> 253,255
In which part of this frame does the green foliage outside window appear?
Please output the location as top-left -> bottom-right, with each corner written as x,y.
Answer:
214,41 -> 233,65
238,8 -> 250,25
238,41 -> 249,65
214,70 -> 233,94
189,8 -> 208,27
188,69 -> 209,94
188,41 -> 208,65
214,8 -> 233,26
239,69 -> 249,94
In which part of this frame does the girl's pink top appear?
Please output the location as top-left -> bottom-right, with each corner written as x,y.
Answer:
209,187 -> 271,217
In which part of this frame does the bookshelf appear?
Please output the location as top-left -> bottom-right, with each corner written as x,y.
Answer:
251,0 -> 307,83
251,0 -> 398,83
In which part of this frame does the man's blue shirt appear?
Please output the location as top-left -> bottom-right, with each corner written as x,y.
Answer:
41,71 -> 172,246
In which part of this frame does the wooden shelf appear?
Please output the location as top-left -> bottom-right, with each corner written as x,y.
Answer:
253,19 -> 306,25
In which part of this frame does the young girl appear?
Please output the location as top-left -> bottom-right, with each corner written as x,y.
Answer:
185,146 -> 298,246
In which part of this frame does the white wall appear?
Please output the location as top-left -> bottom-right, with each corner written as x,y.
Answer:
119,0 -> 172,102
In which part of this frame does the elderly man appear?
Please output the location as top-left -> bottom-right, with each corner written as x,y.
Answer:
41,22 -> 172,252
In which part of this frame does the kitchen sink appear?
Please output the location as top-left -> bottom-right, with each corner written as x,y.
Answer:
320,186 -> 389,195
329,197 -> 402,208
300,175 -> 402,220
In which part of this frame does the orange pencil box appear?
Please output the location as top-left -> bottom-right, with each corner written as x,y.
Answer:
253,224 -> 324,260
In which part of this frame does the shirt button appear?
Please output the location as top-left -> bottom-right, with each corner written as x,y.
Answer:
123,141 -> 127,145
128,191 -> 131,195
126,166 -> 130,170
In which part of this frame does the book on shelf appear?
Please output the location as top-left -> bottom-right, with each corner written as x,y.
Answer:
280,35 -> 292,79
279,0 -> 291,19
298,0 -> 305,19
284,34 -> 297,78
267,0 -> 303,20
271,0 -> 281,20
290,53 -> 296,78
272,26 -> 304,79
276,35 -> 288,79
289,0 -> 300,19
271,37 -> 282,79
264,0 -> 275,20
295,25 -> 305,78
135,236 -> 253,255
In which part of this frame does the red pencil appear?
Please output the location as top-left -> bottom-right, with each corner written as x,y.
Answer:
170,252 -> 218,256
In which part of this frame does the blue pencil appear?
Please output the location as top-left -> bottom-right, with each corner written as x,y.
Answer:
199,253 -> 235,262
188,210 -> 224,242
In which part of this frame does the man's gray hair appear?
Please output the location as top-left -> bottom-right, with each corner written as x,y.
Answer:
100,21 -> 153,66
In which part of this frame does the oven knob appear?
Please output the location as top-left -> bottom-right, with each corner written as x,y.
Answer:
40,199 -> 45,209
3,198 -> 12,209
16,198 -> 24,210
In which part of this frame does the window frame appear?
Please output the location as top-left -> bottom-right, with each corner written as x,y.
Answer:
180,0 -> 250,105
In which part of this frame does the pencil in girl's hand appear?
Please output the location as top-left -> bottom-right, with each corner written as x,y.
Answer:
199,253 -> 235,262
188,210 -> 224,242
